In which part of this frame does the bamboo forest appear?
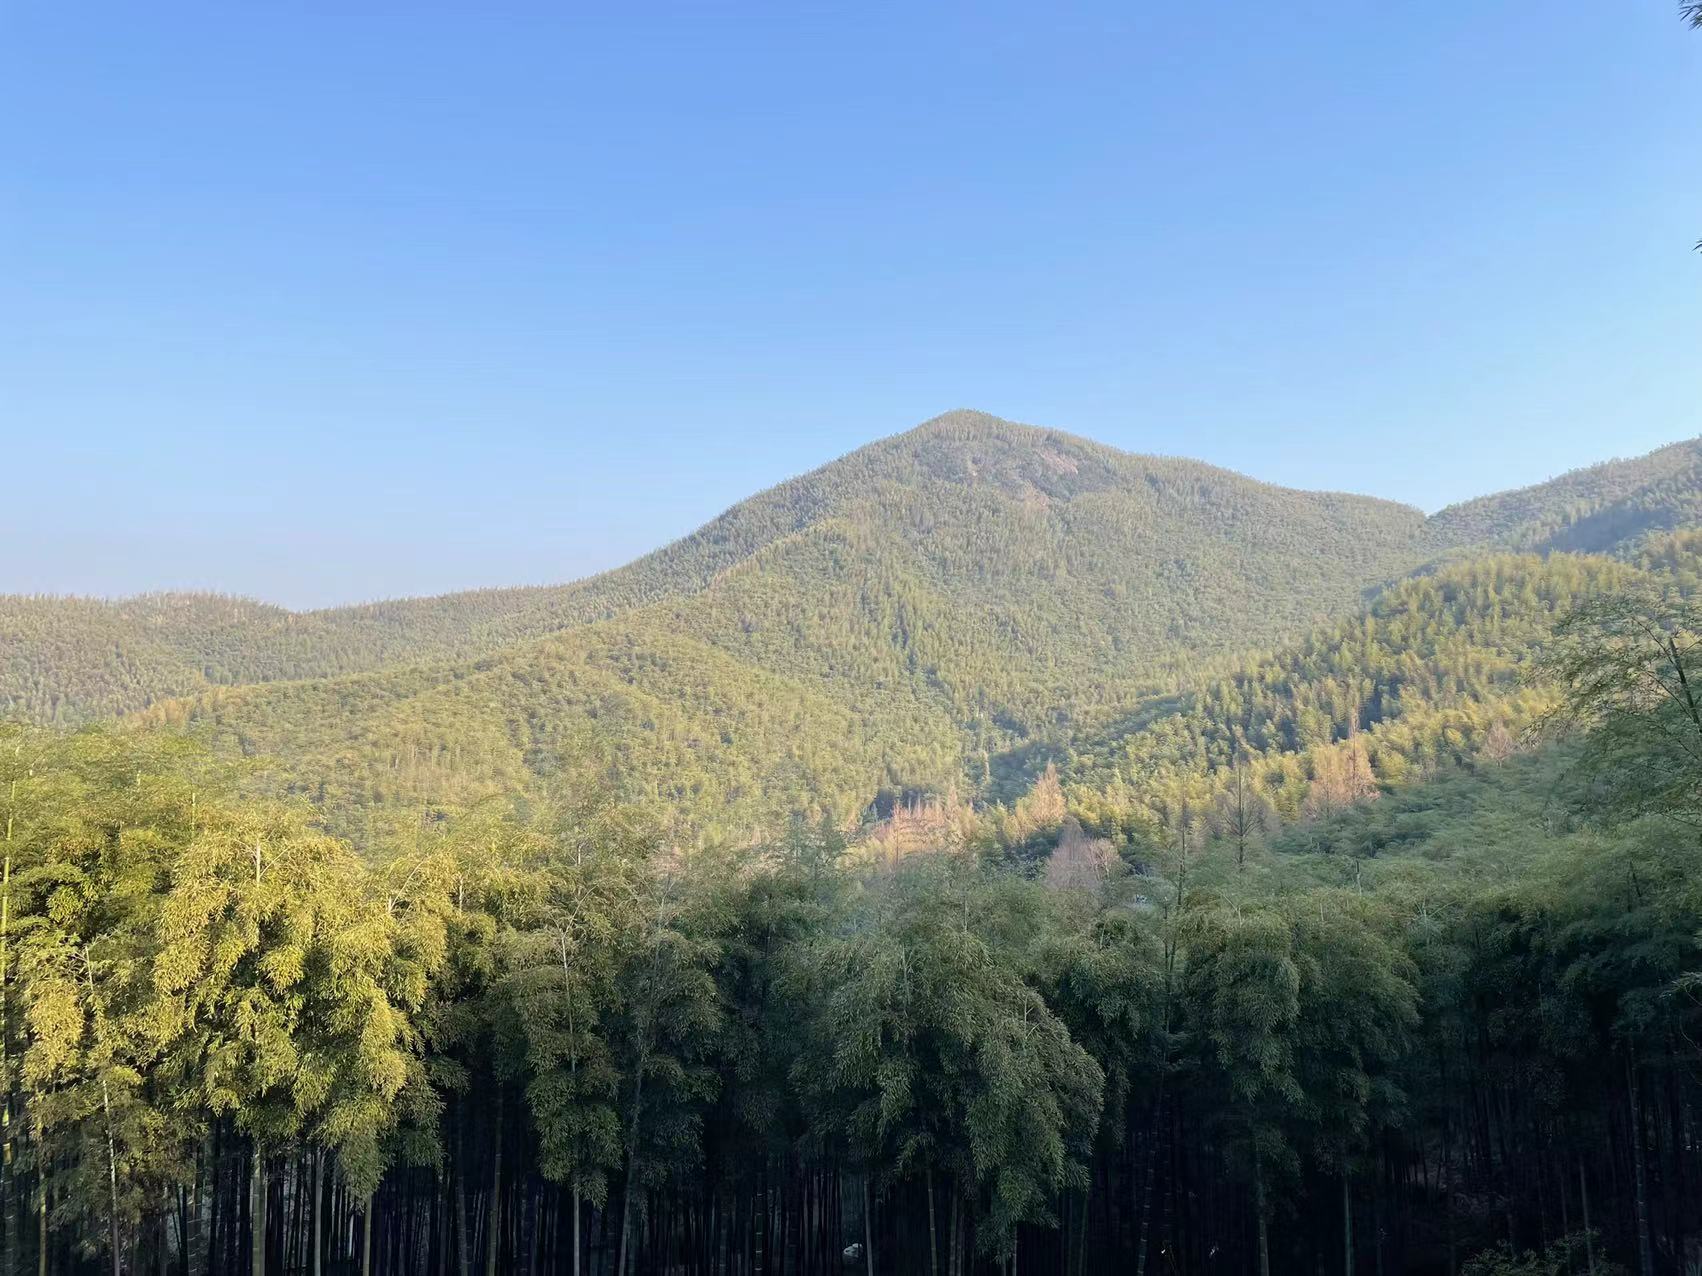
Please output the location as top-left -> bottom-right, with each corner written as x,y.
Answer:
1,577 -> 1700,1276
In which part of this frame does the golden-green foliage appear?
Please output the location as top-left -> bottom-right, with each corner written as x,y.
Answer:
1057,549 -> 1659,840
1,696 -> 1696,1276
10,418 -> 1702,854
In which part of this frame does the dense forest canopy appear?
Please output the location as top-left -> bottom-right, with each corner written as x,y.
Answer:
6,415 -> 1702,1275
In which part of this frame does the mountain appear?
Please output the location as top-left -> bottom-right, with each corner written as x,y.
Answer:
8,411 -> 1433,724
8,412 -> 1701,842
1424,436 -> 1702,556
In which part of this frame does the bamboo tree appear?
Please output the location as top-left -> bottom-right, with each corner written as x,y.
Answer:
0,735 -> 25,1276
612,855 -> 724,1276
502,793 -> 642,1276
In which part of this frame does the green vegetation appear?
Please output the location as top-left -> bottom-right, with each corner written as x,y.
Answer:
0,581 -> 1698,1275
10,417 -> 1700,847
6,412 -> 1435,726
1425,436 -> 1702,557
1055,547 -> 1656,842
7,418 -> 1702,1273
127,535 -> 1691,851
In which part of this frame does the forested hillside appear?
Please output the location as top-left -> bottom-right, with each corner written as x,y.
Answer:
0,577 -> 1697,1276
11,415 -> 1700,846
13,415 -> 1701,731
0,411 -> 1426,725
6,417 -> 1702,1276
125,535 -> 1692,849
1054,546 -> 1658,840
1425,436 -> 1702,556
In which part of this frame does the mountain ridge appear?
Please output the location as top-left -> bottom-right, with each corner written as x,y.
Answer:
1424,435 -> 1702,553
7,411 -> 1701,841
10,409 -> 1433,610
18,413 -> 1699,620
7,409 -> 1436,723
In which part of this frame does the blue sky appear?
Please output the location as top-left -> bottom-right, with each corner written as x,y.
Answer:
5,2 -> 1699,608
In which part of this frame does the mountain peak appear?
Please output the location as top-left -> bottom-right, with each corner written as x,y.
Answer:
11,418 -> 1702,738
871,409 -> 1064,456
909,408 -> 1012,434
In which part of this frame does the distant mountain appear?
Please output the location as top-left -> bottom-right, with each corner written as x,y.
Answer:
7,412 -> 1700,840
1424,436 -> 1702,556
8,410 -> 1433,725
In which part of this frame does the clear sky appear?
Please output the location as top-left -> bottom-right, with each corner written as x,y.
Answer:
5,2 -> 1699,609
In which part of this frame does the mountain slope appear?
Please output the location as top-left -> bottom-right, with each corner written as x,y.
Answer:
12,415 -> 1700,730
1054,546 -> 1657,838
8,410 -> 1435,725
10,414 -> 1702,842
1424,436 -> 1702,557
125,411 -> 1461,837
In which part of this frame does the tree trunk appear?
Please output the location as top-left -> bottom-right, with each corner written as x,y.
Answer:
1626,1051 -> 1654,1276
0,1125 -> 12,1276
485,1088 -> 504,1276
925,1166 -> 939,1276
1135,1092 -> 1165,1276
1075,1184 -> 1090,1276
361,1197 -> 373,1276
250,1151 -> 266,1276
1442,1118 -> 1456,1276
1254,1149 -> 1271,1276
1342,1173 -> 1353,1276
572,1177 -> 582,1276
1372,1174 -> 1384,1276
455,1106 -> 471,1276
862,1176 -> 872,1276
616,1063 -> 646,1276
525,1185 -> 540,1276
949,1181 -> 962,1276
184,1149 -> 205,1276
311,1151 -> 324,1276
104,1118 -> 121,1274
1579,1158 -> 1595,1276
